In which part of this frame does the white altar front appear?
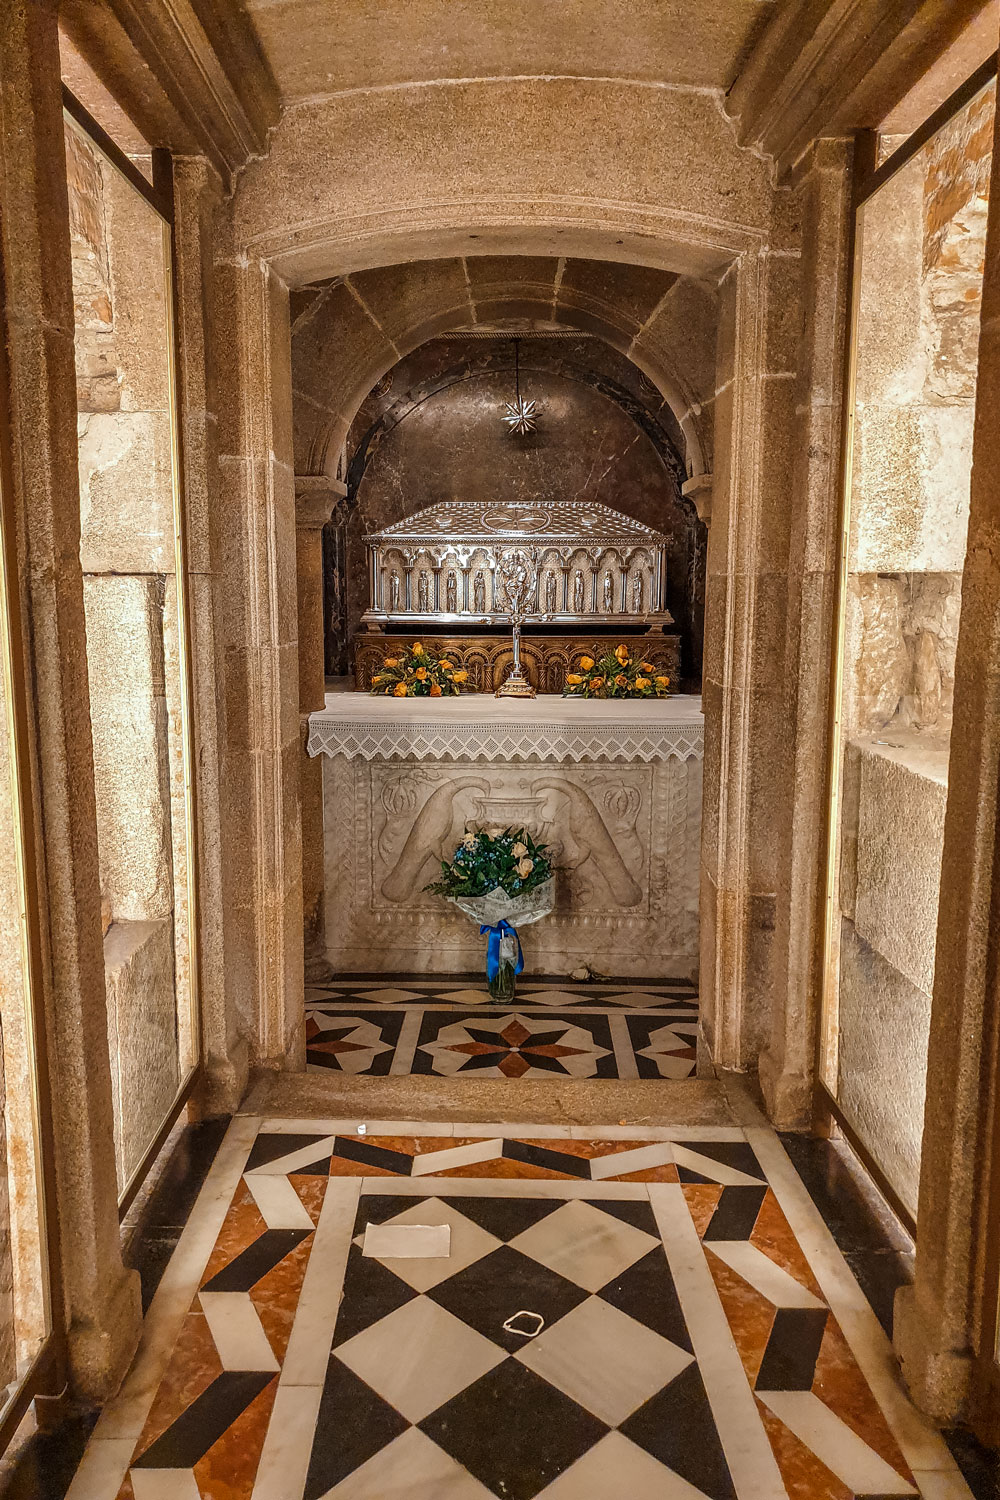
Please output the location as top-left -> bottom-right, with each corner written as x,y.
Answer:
307,694 -> 704,979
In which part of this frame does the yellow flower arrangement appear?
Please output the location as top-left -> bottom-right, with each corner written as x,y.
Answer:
563,646 -> 671,700
371,641 -> 466,697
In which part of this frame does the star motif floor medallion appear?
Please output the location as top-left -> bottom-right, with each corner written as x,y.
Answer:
418,1012 -> 610,1078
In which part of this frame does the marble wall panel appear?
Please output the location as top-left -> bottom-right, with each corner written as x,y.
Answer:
321,752 -> 702,978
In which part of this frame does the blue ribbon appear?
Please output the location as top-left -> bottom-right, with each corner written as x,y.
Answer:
480,919 -> 524,982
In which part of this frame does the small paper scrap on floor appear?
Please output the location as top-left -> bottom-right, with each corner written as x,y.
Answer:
362,1223 -> 451,1259
503,1311 -> 545,1338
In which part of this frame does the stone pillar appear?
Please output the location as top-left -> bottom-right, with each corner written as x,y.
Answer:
0,0 -> 140,1396
894,85 -> 1000,1423
700,227 -> 802,1074
295,475 -> 345,962
170,156 -> 250,1114
212,249 -> 305,1071
760,139 -> 853,1126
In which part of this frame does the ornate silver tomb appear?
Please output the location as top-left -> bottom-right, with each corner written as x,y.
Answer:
361,499 -> 672,631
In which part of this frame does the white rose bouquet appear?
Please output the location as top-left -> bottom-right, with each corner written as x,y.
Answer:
425,826 -> 556,1000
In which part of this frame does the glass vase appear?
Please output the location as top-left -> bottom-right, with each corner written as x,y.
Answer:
489,959 -> 517,1004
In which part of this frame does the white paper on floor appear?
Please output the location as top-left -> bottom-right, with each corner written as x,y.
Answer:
502,1310 -> 545,1338
362,1223 -> 451,1259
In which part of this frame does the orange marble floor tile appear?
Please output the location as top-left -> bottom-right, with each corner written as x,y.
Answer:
756,1396 -> 853,1500
681,1183 -> 724,1236
705,1248 -> 777,1386
200,1186 -> 268,1286
433,1156 -> 581,1179
288,1173 -> 327,1225
130,1310 -> 223,1459
250,1233 -> 314,1364
536,1138 -> 679,1180
812,1316 -> 915,1482
615,1163 -> 680,1183
750,1191 -> 825,1300
193,1373 -> 278,1500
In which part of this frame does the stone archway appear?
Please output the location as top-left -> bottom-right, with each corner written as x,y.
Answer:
211,80 -> 827,1131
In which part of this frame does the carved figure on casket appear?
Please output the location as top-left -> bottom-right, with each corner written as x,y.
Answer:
445,570 -> 458,613
573,569 -> 586,614
602,571 -> 615,614
417,570 -> 430,611
473,569 -> 488,613
544,570 -> 558,614
631,570 -> 643,614
388,570 -> 401,612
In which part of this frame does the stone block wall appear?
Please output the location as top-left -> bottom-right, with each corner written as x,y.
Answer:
67,120 -> 186,1193
838,736 -> 948,1215
83,576 -> 174,923
103,919 -> 179,1191
831,84 -> 995,1212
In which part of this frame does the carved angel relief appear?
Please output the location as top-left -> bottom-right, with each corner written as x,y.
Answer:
377,772 -> 644,909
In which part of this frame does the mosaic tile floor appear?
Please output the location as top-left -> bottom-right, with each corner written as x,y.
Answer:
68,1118 -> 973,1500
305,977 -> 700,1080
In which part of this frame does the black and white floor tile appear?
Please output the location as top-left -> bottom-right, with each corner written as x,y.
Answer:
305,977 -> 700,1081
67,1118 -> 975,1500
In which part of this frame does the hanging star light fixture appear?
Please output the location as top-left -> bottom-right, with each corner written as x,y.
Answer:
501,337 -> 538,435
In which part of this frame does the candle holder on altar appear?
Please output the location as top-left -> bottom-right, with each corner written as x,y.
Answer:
495,547 -> 539,699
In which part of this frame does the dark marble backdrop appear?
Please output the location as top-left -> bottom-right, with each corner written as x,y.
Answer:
323,335 -> 706,686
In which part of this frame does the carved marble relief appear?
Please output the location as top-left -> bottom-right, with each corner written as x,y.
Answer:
322,752 -> 702,976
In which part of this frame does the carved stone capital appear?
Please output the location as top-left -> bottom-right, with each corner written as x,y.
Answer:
295,474 -> 347,529
682,472 -> 713,525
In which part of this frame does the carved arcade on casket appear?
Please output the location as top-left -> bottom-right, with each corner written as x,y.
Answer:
361,499 -> 673,632
355,634 -> 682,694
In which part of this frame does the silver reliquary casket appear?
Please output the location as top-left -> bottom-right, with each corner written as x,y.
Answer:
361,500 -> 673,631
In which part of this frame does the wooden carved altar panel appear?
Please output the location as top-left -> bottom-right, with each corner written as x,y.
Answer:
353,634 -> 682,694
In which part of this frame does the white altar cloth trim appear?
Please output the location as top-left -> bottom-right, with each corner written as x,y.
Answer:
307,692 -> 704,764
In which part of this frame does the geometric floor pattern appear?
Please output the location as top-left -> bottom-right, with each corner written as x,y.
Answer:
66,1119 -> 973,1500
305,976 -> 700,1080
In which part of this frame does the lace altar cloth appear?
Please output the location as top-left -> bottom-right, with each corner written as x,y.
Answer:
306,693 -> 704,764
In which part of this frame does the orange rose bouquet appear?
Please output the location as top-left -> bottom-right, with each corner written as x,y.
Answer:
370,641 -> 469,697
563,644 -> 671,700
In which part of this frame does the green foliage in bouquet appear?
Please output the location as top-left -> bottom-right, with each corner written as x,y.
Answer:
425,825 -> 554,898
370,640 -> 469,697
562,643 -> 671,700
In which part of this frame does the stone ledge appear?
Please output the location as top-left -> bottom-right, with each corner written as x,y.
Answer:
846,732 -> 948,995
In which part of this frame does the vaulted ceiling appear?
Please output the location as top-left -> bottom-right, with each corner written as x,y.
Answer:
238,0 -> 778,99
